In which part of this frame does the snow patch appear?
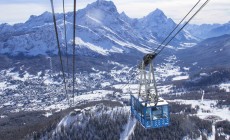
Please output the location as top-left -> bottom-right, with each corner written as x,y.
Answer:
219,82 -> 230,92
200,73 -> 209,76
120,114 -> 137,140
173,99 -> 230,121
193,62 -> 198,65
43,111 -> 53,117
75,37 -> 109,55
101,82 -> 111,87
0,115 -> 7,119
183,67 -> 190,71
172,75 -> 189,81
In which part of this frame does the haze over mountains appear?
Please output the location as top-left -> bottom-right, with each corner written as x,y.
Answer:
177,34 -> 230,72
186,22 -> 230,39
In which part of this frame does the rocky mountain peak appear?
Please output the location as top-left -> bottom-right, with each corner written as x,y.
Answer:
86,0 -> 117,13
146,8 -> 167,19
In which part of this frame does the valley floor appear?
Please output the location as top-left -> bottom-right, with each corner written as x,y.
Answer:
0,54 -> 229,139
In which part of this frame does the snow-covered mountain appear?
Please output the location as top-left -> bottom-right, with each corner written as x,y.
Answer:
186,22 -> 230,39
207,22 -> 230,38
133,8 -> 197,42
177,34 -> 230,72
0,0 -> 196,56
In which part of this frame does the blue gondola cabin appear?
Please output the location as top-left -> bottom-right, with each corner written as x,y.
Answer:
130,94 -> 170,129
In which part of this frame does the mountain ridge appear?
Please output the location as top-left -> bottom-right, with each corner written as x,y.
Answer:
177,34 -> 230,72
186,22 -> 230,39
0,0 -> 196,56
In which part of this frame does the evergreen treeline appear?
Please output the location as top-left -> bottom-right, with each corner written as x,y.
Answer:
215,120 -> 230,138
163,88 -> 229,102
170,102 -> 198,114
26,103 -> 217,140
174,68 -> 230,89
43,106 -> 129,140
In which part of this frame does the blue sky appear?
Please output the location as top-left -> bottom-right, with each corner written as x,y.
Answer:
0,0 -> 229,25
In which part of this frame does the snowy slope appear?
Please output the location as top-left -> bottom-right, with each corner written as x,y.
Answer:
135,8 -> 196,42
186,23 -> 221,39
177,34 -> 230,71
174,99 -> 230,121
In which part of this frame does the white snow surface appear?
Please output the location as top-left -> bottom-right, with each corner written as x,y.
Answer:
55,105 -> 130,139
209,124 -> 216,140
173,99 -> 230,121
75,37 -> 109,55
120,112 -> 137,140
0,115 -> 7,118
172,75 -> 189,81
155,55 -> 189,82
44,90 -> 114,111
219,82 -> 230,92
43,111 -> 53,117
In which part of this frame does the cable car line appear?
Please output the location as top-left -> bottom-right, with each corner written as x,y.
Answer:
49,0 -> 210,129
130,0 -> 210,129
112,0 -> 210,101
153,0 -> 201,53
156,0 -> 210,55
137,0 -> 210,72
62,0 -> 70,78
115,0 -> 208,93
50,0 -> 70,106
72,0 -> 77,105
